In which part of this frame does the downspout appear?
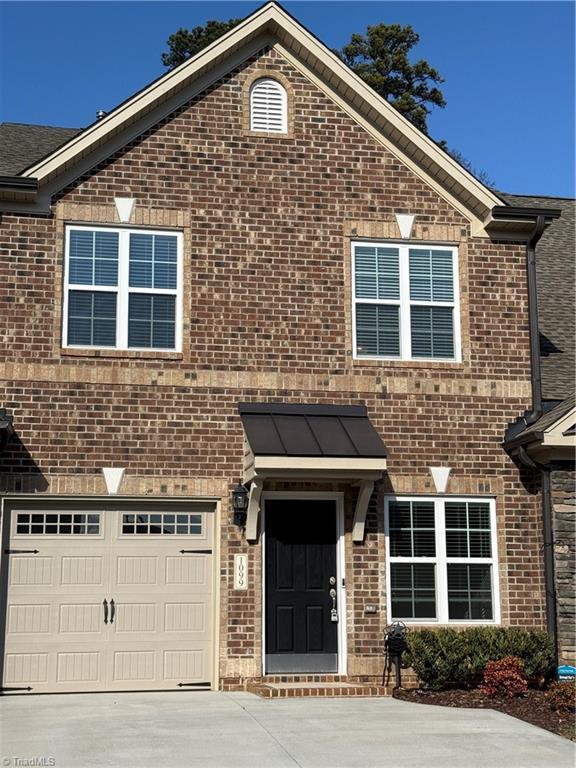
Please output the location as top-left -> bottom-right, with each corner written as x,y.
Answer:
524,214 -> 546,425
516,446 -> 557,664
513,215 -> 557,664
541,466 -> 558,667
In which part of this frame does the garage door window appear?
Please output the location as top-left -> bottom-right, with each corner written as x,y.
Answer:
121,513 -> 202,535
16,512 -> 101,535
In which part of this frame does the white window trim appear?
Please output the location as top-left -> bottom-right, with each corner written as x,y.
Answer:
249,78 -> 288,133
384,495 -> 500,625
63,225 -> 183,352
351,241 -> 462,362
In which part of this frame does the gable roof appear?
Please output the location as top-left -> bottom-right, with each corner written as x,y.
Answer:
0,123 -> 80,176
501,193 -> 575,401
3,1 -> 506,232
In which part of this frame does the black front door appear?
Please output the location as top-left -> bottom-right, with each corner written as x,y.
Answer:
265,499 -> 338,673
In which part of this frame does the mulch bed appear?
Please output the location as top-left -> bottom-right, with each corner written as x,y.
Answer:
393,687 -> 576,741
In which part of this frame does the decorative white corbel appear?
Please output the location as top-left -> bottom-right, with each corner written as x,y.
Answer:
102,467 -> 125,495
430,466 -> 451,494
395,213 -> 416,239
352,480 -> 375,543
114,197 -> 135,223
245,477 -> 264,542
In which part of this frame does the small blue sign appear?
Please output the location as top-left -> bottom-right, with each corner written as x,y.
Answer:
557,664 -> 576,681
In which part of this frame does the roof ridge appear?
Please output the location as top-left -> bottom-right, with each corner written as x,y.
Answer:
0,121 -> 81,131
501,191 -> 576,201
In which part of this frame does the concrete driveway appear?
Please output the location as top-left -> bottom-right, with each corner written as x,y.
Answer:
0,691 -> 573,768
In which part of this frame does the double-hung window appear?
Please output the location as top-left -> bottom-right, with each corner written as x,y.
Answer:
63,226 -> 182,351
352,242 -> 460,361
385,497 -> 499,623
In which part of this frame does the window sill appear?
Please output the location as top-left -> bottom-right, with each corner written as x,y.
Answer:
352,357 -> 465,369
60,348 -> 183,361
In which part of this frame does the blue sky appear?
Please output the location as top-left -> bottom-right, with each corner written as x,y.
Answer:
0,1 -> 574,196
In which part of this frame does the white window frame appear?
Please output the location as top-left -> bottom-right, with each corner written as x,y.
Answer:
384,496 -> 500,625
249,78 -> 288,133
351,241 -> 461,362
63,225 -> 183,352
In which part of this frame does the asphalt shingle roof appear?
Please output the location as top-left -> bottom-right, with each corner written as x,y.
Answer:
514,390 -> 575,442
0,122 -> 81,176
501,193 -> 575,401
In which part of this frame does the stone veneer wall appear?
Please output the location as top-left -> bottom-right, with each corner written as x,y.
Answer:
551,463 -> 576,666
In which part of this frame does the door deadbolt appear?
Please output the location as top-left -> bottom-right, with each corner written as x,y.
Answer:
329,576 -> 336,586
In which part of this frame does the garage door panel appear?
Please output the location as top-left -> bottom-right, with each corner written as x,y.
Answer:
59,602 -> 103,634
57,651 -> 101,683
9,557 -> 53,587
61,556 -> 105,586
114,602 -> 156,633
113,650 -> 156,682
163,649 -> 205,681
164,602 -> 206,633
7,604 -> 51,635
116,556 -> 158,586
4,653 -> 49,685
165,554 -> 209,586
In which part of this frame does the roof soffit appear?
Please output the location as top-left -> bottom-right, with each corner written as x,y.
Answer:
19,2 -> 503,229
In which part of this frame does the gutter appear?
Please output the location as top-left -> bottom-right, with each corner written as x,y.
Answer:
0,176 -> 38,203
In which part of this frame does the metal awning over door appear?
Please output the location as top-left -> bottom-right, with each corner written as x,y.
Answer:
238,403 -> 388,542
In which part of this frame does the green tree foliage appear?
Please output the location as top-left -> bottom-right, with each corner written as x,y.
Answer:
161,19 -> 242,69
338,23 -> 446,135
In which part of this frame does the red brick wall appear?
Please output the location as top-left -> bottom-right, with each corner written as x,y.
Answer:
0,47 -> 545,682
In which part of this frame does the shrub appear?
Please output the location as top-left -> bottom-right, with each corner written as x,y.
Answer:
481,656 -> 528,697
403,626 -> 554,690
547,681 -> 576,713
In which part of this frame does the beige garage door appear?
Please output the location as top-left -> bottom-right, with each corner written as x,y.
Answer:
1,502 -> 215,693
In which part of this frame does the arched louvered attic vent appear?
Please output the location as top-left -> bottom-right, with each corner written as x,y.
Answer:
250,78 -> 288,133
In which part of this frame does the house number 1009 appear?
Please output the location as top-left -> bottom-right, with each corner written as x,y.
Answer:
234,554 -> 248,590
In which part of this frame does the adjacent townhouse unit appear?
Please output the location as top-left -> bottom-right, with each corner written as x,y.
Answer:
0,2 -> 572,695
502,193 -> 575,668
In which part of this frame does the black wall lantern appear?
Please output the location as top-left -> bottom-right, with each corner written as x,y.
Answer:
232,481 -> 249,526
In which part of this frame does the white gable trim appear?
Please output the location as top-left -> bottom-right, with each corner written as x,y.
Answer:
19,2 -> 502,231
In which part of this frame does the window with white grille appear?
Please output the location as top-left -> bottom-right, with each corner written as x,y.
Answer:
352,241 -> 461,361
385,497 -> 499,623
63,226 -> 183,351
250,78 -> 287,133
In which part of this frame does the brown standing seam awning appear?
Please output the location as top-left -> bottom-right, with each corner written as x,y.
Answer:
238,403 -> 388,542
239,403 -> 387,459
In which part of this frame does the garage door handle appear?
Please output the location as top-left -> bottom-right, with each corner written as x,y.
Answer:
103,599 -> 108,624
110,598 -> 115,624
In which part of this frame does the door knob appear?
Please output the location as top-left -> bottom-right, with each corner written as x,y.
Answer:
110,598 -> 115,625
103,599 -> 108,624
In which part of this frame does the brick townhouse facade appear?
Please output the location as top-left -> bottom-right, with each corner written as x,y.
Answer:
0,3 -> 569,694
